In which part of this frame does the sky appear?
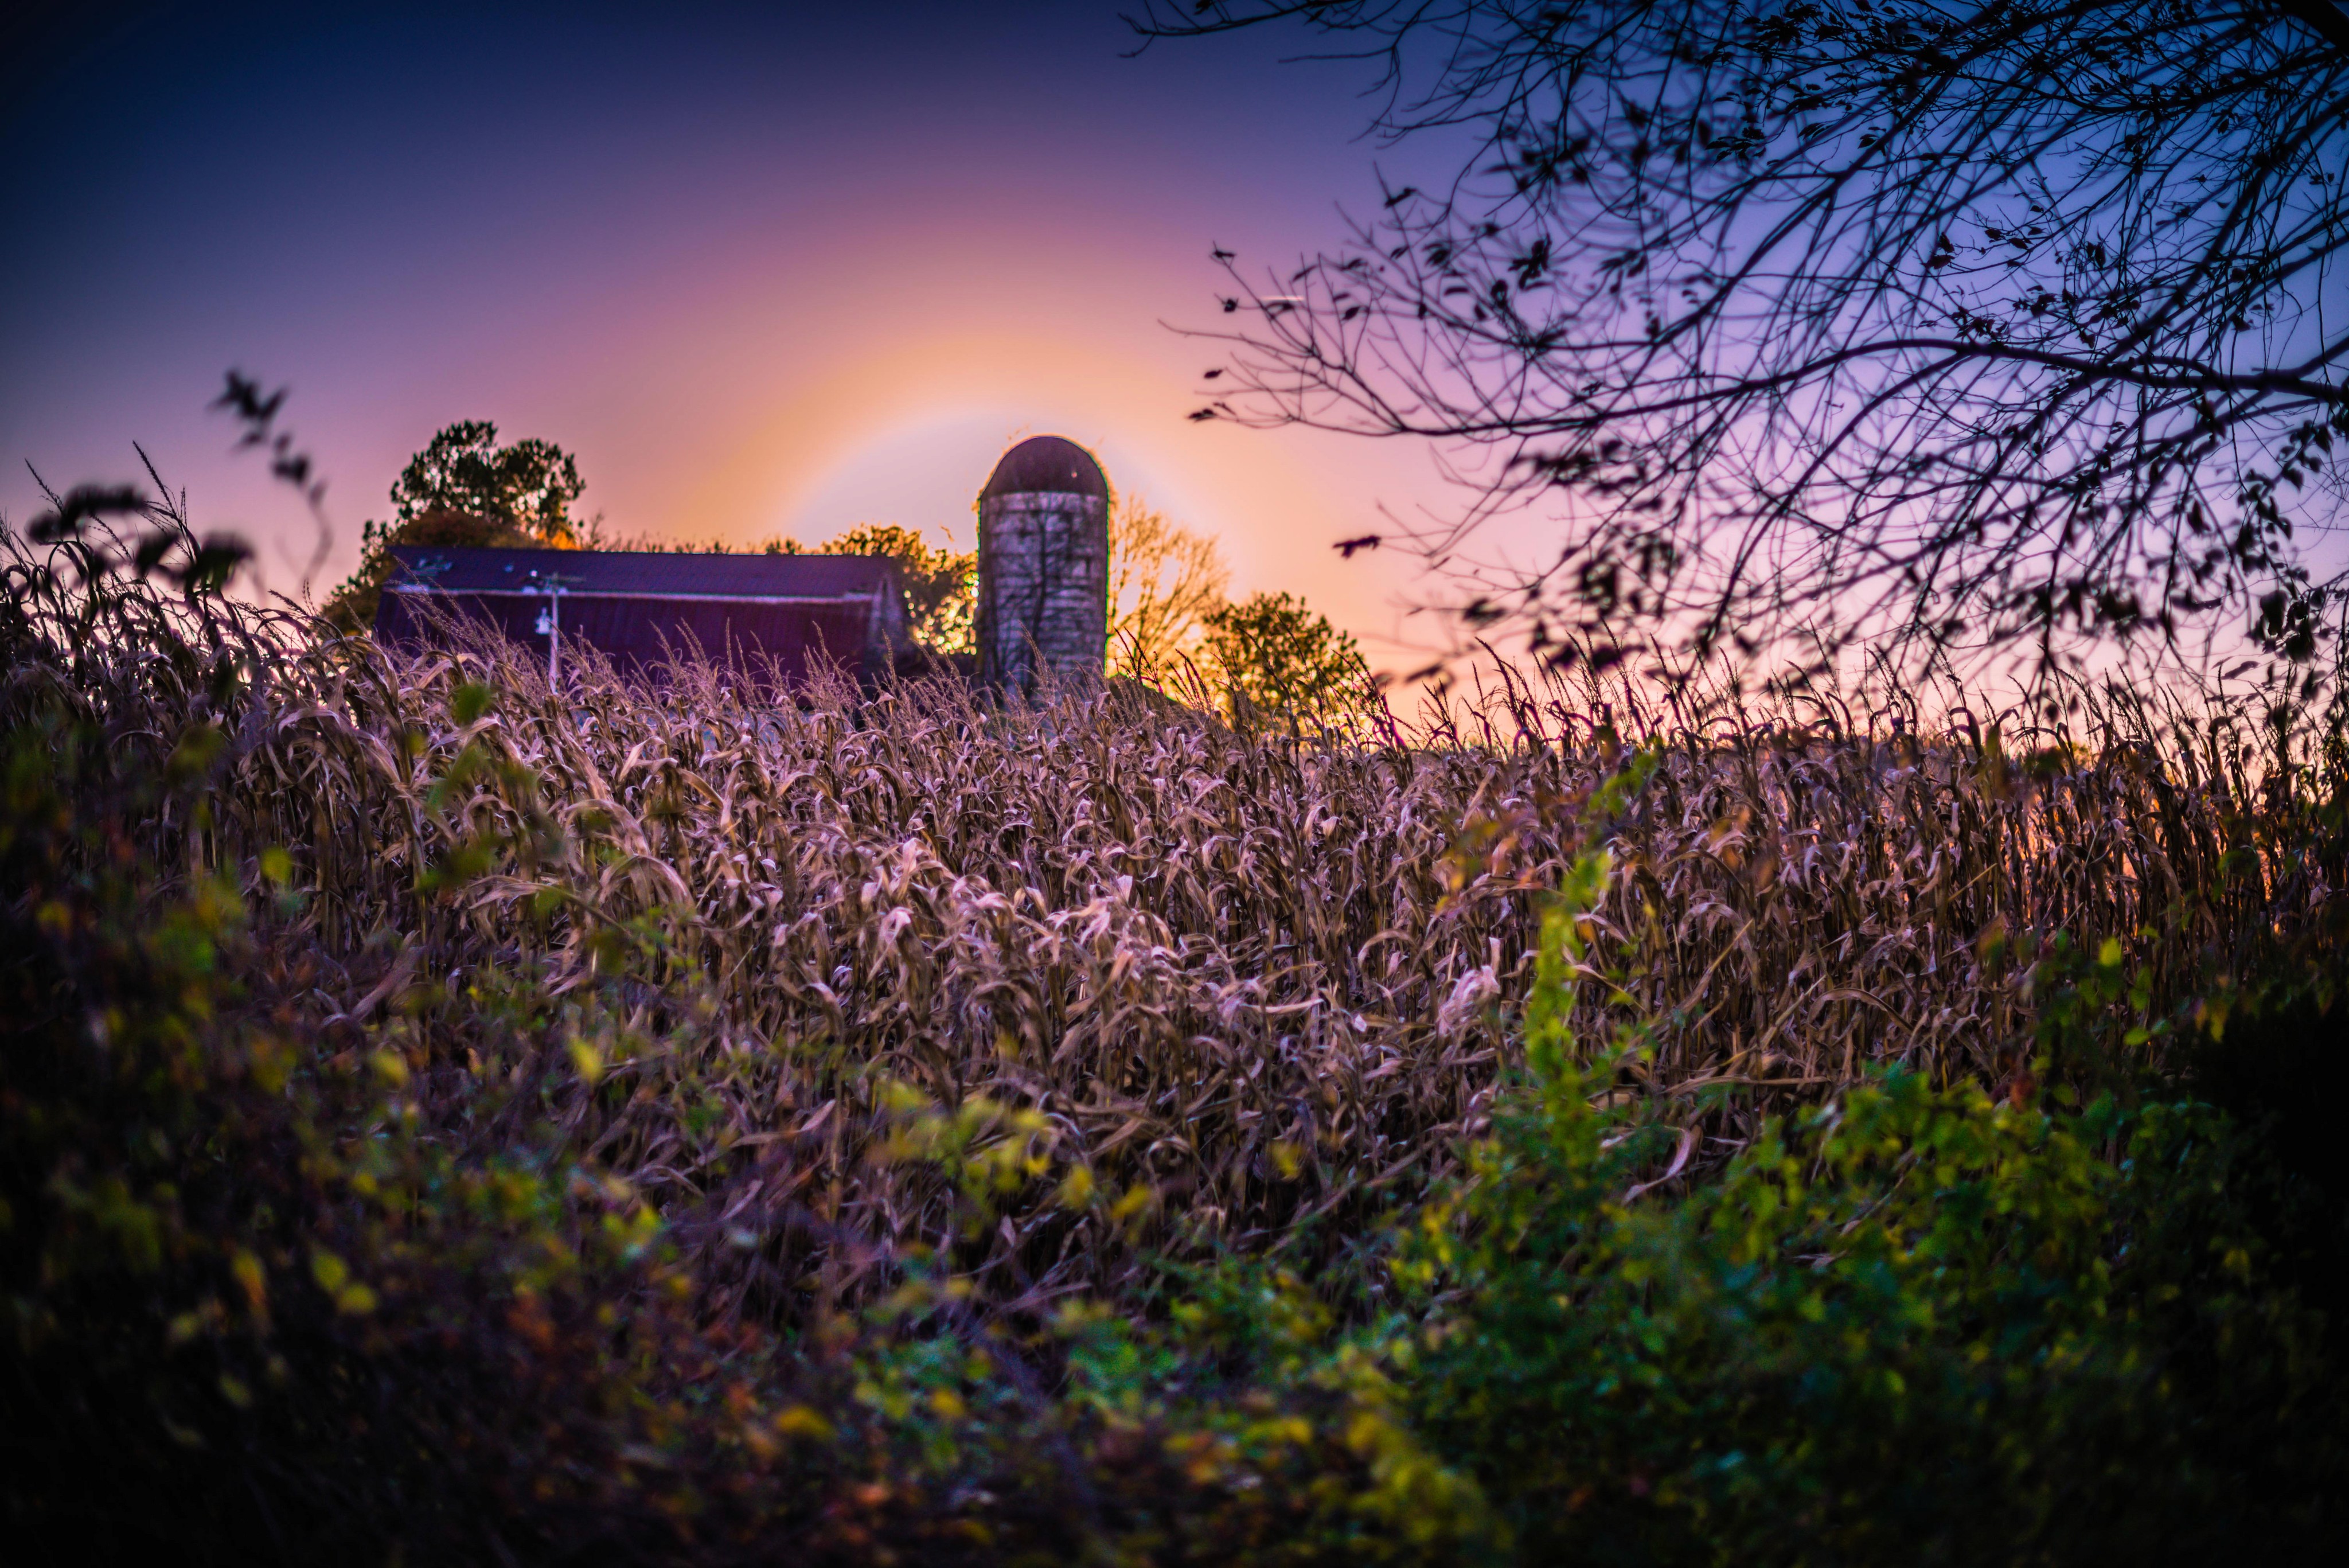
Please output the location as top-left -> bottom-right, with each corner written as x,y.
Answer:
0,0 -> 1466,661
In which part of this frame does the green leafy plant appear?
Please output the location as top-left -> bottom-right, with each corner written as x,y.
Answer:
1296,835 -> 2344,1563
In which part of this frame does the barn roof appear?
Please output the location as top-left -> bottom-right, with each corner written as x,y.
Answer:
980,436 -> 1109,501
383,545 -> 902,601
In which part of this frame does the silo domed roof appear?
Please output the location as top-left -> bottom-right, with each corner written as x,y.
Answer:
981,435 -> 1109,501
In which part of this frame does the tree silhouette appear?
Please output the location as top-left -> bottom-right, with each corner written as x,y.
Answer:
388,420 -> 584,545
323,422 -> 585,629
1142,1 -> 2349,676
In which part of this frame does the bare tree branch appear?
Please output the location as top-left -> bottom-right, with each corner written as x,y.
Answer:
1139,0 -> 2349,673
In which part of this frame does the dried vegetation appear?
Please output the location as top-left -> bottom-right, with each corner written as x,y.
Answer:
10,505 -> 2348,1562
154,594 -> 2346,1313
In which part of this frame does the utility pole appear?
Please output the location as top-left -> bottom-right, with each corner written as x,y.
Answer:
526,570 -> 582,688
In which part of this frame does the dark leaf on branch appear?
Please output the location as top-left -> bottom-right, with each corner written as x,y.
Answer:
1137,0 -> 2349,677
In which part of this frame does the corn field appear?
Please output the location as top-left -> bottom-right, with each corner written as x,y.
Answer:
18,519 -> 2339,1329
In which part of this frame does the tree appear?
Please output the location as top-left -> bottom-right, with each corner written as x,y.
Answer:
774,523 -> 978,654
1202,590 -> 1381,730
323,422 -> 585,630
1109,496 -> 1232,678
1142,2 -> 2349,678
389,420 -> 584,544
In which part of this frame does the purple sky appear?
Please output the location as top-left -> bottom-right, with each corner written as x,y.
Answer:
1,0 -> 1470,656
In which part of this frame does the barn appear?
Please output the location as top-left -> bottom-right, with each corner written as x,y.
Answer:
376,545 -> 915,687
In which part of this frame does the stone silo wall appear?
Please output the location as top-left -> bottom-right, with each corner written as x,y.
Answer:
977,489 -> 1108,696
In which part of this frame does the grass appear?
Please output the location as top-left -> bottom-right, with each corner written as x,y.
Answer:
5,497 -> 2346,1563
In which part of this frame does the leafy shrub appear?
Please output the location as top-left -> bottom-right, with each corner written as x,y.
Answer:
1389,1066 -> 2340,1562
1133,848 -> 2349,1563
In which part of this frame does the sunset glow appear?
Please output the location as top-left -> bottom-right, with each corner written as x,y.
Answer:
0,0 -> 1447,662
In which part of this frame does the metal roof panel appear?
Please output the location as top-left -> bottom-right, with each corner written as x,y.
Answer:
383,546 -> 900,600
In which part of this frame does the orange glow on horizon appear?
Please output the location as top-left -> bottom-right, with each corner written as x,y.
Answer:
538,223 -> 1442,664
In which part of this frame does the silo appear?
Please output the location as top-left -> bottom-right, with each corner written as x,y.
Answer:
976,435 -> 1110,697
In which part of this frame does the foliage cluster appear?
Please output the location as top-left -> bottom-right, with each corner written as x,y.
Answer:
1333,861 -> 2340,1559
1198,588 -> 1380,731
5,488 -> 2346,1561
772,521 -> 981,654
324,419 -> 588,629
1105,497 -> 1231,680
